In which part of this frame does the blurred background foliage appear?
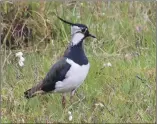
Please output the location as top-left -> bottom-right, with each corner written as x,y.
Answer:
1,1 -> 156,52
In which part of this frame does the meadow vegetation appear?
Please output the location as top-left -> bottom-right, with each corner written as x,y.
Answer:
1,1 -> 156,123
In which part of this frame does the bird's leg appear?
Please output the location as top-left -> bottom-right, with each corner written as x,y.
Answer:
70,90 -> 76,103
62,93 -> 66,108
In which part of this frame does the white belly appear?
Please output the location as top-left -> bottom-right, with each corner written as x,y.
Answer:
54,58 -> 90,93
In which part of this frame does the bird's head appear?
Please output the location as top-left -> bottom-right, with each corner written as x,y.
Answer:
57,16 -> 96,46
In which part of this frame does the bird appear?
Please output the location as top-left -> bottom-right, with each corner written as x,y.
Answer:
24,15 -> 96,108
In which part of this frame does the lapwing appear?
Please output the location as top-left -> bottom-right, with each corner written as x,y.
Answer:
24,16 -> 96,108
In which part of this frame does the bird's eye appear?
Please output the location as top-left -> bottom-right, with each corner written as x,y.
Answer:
81,28 -> 87,33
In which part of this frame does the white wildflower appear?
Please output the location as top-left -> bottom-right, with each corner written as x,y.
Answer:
16,52 -> 25,67
21,118 -> 25,123
18,60 -> 24,67
69,115 -> 73,121
95,102 -> 104,108
68,111 -> 73,121
68,111 -> 71,115
103,62 -> 112,67
77,15 -> 80,19
95,103 -> 99,106
20,56 -> 25,61
16,52 -> 23,57
99,103 -> 104,107
107,62 -> 112,67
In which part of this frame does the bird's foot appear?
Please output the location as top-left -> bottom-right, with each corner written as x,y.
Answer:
62,95 -> 66,109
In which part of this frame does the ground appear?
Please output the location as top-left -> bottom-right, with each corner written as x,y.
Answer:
1,1 -> 156,123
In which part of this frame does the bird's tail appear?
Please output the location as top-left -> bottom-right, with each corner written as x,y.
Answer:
24,81 -> 44,99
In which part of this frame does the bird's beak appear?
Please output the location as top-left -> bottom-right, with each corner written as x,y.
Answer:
88,33 -> 96,38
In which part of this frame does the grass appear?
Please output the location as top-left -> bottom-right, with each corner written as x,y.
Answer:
1,1 -> 156,123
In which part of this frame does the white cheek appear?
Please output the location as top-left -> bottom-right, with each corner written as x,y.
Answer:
71,26 -> 80,35
71,33 -> 84,46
